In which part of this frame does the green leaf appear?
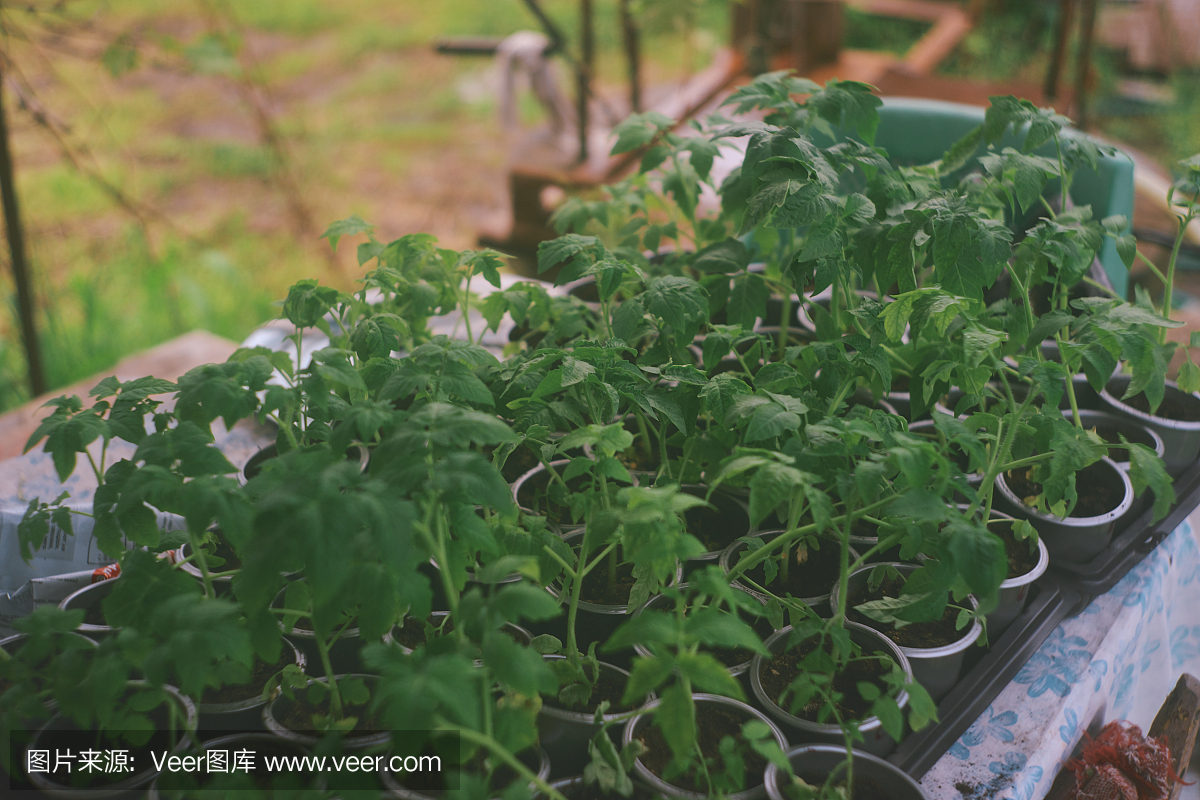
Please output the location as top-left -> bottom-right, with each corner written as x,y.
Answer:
1126,439 -> 1174,521
684,608 -> 769,655
604,610 -> 678,652
1179,361 -> 1200,394
676,651 -> 744,699
643,276 -> 708,343
623,655 -> 675,704
484,634 -> 557,696
283,280 -> 340,328
320,215 -> 374,252
693,239 -> 751,274
611,111 -> 674,155
654,683 -> 696,761
940,125 -> 983,175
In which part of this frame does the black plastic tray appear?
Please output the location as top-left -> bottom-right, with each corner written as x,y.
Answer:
1049,455 -> 1200,610
887,573 -> 1079,779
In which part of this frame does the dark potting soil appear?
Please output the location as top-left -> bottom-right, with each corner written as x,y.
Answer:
517,470 -> 596,527
199,533 -> 241,571
738,538 -> 841,600
580,555 -> 637,606
272,686 -> 384,734
200,647 -> 292,705
991,523 -> 1039,579
543,662 -> 639,714
847,574 -> 964,649
1005,468 -> 1118,517
791,773 -> 893,800
390,615 -> 528,650
489,444 -> 541,483
1124,389 -> 1200,422
683,493 -> 748,553
757,635 -> 889,721
82,598 -> 108,627
709,613 -> 777,669
636,703 -> 768,794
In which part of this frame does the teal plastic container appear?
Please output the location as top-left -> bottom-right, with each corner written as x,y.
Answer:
870,98 -> 1136,297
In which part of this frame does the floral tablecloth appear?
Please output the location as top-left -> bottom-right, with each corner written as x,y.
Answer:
920,509 -> 1200,800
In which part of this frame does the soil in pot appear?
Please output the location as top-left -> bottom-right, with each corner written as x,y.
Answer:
390,614 -> 529,651
635,703 -> 768,794
682,490 -> 748,554
196,532 -> 242,571
1004,467 -> 1119,517
271,684 -> 384,734
1123,390 -> 1200,421
737,537 -> 842,599
846,573 -> 962,649
991,523 -> 1039,579
580,556 -> 637,606
542,661 -> 638,715
788,772 -> 894,800
517,470 -> 603,527
488,443 -> 542,484
199,646 -> 294,706
757,635 -> 890,722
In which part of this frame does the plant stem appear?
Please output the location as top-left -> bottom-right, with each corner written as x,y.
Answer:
725,496 -> 895,585
314,636 -> 343,721
1160,211 -> 1193,345
453,726 -> 568,800
191,538 -> 217,599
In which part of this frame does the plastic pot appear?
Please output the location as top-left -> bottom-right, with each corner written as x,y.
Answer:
720,531 -> 858,617
382,743 -> 551,799
763,744 -> 930,800
983,515 -> 1050,637
631,585 -> 773,680
907,417 -> 983,503
512,459 -> 639,530
271,585 -> 366,676
196,637 -> 306,732
262,673 -> 389,751
547,530 -> 682,666
148,733 -> 315,798
994,456 -> 1134,563
623,693 -> 788,800
670,485 -> 753,574
750,623 -> 911,758
1099,376 -> 1200,476
832,563 -> 981,703
243,442 -> 369,482
58,577 -> 120,638
539,655 -> 651,779
386,610 -> 532,656
26,682 -> 197,800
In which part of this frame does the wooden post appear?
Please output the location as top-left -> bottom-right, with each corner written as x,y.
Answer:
619,0 -> 641,113
1044,0 -> 1075,103
0,64 -> 47,397
576,0 -> 594,163
1073,0 -> 1099,129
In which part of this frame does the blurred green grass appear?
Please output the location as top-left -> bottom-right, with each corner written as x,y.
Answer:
0,0 -> 728,411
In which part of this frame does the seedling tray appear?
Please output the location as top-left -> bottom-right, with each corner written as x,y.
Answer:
888,574 -> 1079,779
1049,455 -> 1200,610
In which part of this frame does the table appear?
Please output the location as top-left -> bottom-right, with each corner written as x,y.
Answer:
919,510 -> 1200,800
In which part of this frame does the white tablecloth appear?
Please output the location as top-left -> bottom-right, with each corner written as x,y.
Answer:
920,510 -> 1200,799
